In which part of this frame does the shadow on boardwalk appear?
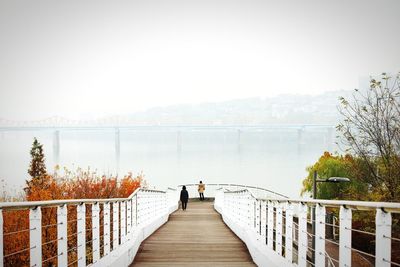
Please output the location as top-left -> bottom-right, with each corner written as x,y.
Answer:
131,201 -> 256,267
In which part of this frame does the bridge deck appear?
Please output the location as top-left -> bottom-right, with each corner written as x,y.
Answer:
131,201 -> 256,267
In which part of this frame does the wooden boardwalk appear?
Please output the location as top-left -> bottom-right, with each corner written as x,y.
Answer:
131,201 -> 256,267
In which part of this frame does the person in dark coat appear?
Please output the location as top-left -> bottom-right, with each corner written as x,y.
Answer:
180,185 -> 189,210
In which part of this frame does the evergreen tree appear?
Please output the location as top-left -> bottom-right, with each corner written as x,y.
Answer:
28,137 -> 47,178
25,138 -> 48,195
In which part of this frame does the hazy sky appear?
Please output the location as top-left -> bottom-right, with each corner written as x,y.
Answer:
0,0 -> 399,120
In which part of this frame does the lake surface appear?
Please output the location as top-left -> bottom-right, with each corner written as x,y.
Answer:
0,128 -> 336,198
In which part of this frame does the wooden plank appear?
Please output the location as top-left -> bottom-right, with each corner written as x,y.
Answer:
131,202 -> 256,266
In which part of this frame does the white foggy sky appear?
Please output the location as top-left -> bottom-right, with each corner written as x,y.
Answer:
0,0 -> 399,120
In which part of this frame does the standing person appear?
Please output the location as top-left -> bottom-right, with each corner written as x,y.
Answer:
180,185 -> 189,210
198,181 -> 205,201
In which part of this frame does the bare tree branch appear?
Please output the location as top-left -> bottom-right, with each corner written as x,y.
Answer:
337,72 -> 400,200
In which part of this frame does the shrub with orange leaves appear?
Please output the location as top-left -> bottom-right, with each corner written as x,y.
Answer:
3,138 -> 144,266
118,172 -> 144,197
4,170 -> 143,266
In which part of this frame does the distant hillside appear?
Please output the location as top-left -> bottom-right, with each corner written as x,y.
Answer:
0,90 -> 353,126
126,90 -> 352,125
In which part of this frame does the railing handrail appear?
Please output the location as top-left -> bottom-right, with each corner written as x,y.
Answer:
0,187 -> 167,210
177,183 -> 289,198
2,184 -> 399,212
225,188 -> 400,213
167,187 -> 177,191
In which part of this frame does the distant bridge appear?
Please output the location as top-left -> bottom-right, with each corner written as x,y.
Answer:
0,115 -> 335,130
0,123 -> 335,131
0,124 -> 336,171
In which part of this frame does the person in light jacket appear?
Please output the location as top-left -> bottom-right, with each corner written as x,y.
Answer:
180,185 -> 189,210
198,181 -> 205,201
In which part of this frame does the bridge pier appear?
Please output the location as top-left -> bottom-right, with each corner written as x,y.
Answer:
237,129 -> 242,153
325,127 -> 334,151
177,131 -> 182,153
297,128 -> 304,154
115,128 -> 120,174
53,130 -> 60,166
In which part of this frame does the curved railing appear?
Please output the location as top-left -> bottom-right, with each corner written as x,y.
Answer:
0,187 -> 179,267
178,183 -> 288,199
214,187 -> 400,267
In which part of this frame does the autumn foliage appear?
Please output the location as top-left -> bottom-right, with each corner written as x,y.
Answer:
301,151 -> 400,265
4,170 -> 143,266
3,138 -> 143,266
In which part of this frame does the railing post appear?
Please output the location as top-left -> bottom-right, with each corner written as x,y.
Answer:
252,196 -> 256,229
164,193 -> 167,214
145,193 -> 149,223
133,195 -> 137,227
137,193 -> 141,226
161,194 -> 165,216
141,193 -> 146,224
261,201 -> 267,244
223,194 -> 227,217
77,203 -> 86,267
57,205 -> 68,267
236,194 -> 240,224
153,194 -> 157,219
315,204 -> 326,267
242,193 -> 247,227
113,202 -> 119,249
339,206 -> 351,267
229,193 -> 233,218
127,200 -> 132,238
103,202 -> 110,256
121,201 -> 126,243
224,193 -> 228,218
298,202 -> 308,267
276,204 -> 283,255
30,207 -> 42,267
285,202 -> 293,264
255,199 -> 260,240
235,194 -> 239,225
267,201 -> 274,249
375,208 -> 391,267
92,203 -> 100,264
247,193 -> 251,228
0,209 -> 3,267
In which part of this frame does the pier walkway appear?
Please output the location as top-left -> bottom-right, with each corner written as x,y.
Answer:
131,201 -> 256,266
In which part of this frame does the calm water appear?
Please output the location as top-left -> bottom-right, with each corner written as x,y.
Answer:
0,128 -> 335,198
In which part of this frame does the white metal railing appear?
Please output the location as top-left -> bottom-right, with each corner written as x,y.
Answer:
0,187 -> 179,267
178,183 -> 288,200
215,188 -> 400,267
3,183 -> 400,267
